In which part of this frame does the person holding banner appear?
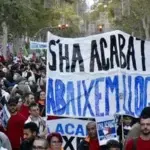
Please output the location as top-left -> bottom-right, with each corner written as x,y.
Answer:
125,107 -> 150,150
78,122 -> 101,150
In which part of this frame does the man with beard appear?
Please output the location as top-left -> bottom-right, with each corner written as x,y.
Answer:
20,122 -> 39,150
19,92 -> 35,119
6,97 -> 26,150
125,107 -> 150,150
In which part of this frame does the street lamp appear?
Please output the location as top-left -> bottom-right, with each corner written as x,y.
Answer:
98,25 -> 103,32
58,24 -> 62,28
33,23 -> 70,41
65,24 -> 69,28
58,24 -> 69,30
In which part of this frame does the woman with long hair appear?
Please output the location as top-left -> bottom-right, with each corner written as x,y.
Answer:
37,91 -> 46,116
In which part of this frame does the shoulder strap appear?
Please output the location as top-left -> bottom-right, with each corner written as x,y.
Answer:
132,138 -> 138,150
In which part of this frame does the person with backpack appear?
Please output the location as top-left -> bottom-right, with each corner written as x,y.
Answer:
125,107 -> 150,150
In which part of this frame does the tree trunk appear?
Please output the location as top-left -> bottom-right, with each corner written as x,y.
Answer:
1,21 -> 8,60
13,37 -> 24,55
145,28 -> 150,40
142,16 -> 150,40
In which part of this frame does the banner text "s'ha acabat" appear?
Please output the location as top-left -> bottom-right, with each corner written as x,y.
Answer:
46,31 -> 150,118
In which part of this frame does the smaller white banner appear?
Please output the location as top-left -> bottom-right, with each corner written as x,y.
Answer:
30,41 -> 48,50
46,118 -> 88,137
96,116 -> 118,145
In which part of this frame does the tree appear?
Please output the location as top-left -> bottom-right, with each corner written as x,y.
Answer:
0,0 -> 49,57
38,0 -> 82,38
108,0 -> 150,40
0,0 -> 48,36
0,0 -> 83,56
0,0 -> 82,37
88,1 -> 105,21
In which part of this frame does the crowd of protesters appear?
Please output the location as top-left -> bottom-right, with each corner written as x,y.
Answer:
0,54 -> 56,150
0,54 -> 149,150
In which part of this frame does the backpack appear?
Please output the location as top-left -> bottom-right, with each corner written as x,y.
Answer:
132,138 -> 138,150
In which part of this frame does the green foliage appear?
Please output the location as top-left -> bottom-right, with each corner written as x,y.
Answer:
45,2 -> 81,37
0,0 -> 82,38
0,0 -> 48,36
88,3 -> 104,21
86,0 -> 150,39
108,0 -> 150,39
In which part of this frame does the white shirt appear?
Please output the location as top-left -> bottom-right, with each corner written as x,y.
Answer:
25,116 -> 46,137
1,90 -> 10,102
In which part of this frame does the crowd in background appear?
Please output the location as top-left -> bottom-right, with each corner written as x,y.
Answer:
0,54 -> 149,150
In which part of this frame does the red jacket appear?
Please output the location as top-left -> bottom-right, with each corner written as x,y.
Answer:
125,137 -> 150,150
19,104 -> 30,120
7,113 -> 26,149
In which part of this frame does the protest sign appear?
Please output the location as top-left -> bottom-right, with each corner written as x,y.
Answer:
0,105 -> 10,128
96,116 -> 118,145
30,41 -> 48,50
46,118 -> 88,137
46,118 -> 88,150
46,30 -> 150,118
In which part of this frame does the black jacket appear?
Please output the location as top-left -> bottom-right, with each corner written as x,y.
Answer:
77,139 -> 106,150
77,140 -> 89,150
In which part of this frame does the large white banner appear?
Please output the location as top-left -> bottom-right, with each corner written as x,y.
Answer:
46,30 -> 150,118
47,118 -> 88,137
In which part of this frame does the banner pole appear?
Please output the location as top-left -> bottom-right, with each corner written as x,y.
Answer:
121,115 -> 125,147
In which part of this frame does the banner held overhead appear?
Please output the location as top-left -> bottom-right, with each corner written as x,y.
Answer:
46,30 -> 150,118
